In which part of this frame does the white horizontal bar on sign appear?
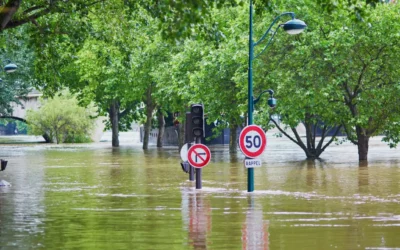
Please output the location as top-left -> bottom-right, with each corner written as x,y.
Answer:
244,159 -> 262,168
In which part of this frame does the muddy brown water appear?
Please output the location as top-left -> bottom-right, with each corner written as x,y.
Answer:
0,134 -> 399,249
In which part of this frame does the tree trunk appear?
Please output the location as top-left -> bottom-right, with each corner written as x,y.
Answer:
157,110 -> 165,147
143,86 -> 156,150
303,114 -> 319,159
357,127 -> 369,161
42,133 -> 52,143
0,0 -> 21,30
303,118 -> 342,160
142,106 -> 153,150
109,100 -> 120,147
229,124 -> 238,153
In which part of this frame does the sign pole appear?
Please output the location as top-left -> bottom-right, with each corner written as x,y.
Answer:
187,139 -> 211,190
185,112 -> 195,181
195,137 -> 202,189
188,143 -> 195,181
239,125 -> 267,191
248,0 -> 255,192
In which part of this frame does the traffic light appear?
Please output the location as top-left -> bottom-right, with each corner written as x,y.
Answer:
190,104 -> 205,138
1,159 -> 7,171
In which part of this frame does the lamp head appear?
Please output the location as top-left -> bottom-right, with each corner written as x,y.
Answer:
4,63 -> 17,73
283,19 -> 307,35
268,97 -> 277,108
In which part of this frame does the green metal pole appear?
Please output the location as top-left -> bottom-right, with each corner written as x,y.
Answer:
247,0 -> 254,192
246,6 -> 301,192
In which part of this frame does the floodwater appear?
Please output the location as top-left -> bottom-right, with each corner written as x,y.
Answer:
0,133 -> 400,249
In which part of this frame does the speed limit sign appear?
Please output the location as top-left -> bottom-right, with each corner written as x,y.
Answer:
239,125 -> 267,158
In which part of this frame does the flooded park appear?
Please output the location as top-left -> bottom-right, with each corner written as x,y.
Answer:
1,131 -> 400,249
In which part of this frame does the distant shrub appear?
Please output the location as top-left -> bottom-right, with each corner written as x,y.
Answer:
26,93 -> 95,144
64,134 -> 93,143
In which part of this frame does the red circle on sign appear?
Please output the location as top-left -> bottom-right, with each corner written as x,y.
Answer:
187,144 -> 211,168
239,125 -> 267,158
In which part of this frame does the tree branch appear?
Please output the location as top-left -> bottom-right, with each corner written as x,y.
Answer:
343,123 -> 358,145
4,8 -> 51,29
119,101 -> 139,119
315,125 -> 327,151
23,5 -> 47,15
270,118 -> 302,147
0,0 -> 21,30
320,125 -> 343,152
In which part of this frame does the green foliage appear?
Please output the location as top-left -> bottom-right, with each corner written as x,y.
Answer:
5,0 -> 398,156
253,0 -> 393,17
258,0 -> 400,158
30,4 -> 161,134
0,1 -> 96,31
155,5 -> 249,137
64,133 -> 92,143
26,93 -> 94,144
382,122 -> 400,148
2,0 -> 244,40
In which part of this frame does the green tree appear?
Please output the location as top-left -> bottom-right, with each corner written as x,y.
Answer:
154,39 -> 205,149
251,0 -> 345,159
155,6 -> 250,152
26,93 -> 94,143
27,2 -> 175,148
129,11 -> 172,150
33,2 -> 141,147
328,3 -> 400,161
0,0 -> 384,33
189,6 -> 250,153
260,1 -> 400,161
0,0 -> 242,37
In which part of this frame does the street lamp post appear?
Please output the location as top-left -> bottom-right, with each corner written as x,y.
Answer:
0,60 -> 16,174
247,0 -> 306,192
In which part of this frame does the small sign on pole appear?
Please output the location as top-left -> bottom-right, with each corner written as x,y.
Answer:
244,158 -> 262,168
180,143 -> 189,162
187,144 -> 211,168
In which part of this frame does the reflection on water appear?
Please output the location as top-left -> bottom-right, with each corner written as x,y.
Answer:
182,188 -> 212,249
358,163 -> 369,192
242,197 -> 268,250
0,135 -> 400,249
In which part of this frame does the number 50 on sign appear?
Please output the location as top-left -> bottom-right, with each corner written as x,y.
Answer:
239,125 -> 267,158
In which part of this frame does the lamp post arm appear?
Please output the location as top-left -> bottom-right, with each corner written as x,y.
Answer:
254,12 -> 295,47
254,28 -> 279,59
253,89 -> 274,106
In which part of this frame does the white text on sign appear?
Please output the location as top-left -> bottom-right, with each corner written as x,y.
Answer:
244,159 -> 262,168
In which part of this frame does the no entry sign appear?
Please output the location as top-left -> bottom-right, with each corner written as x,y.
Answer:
239,125 -> 267,158
187,144 -> 211,168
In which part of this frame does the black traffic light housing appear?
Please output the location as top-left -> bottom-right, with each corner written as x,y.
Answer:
190,104 -> 205,139
1,159 -> 8,171
180,161 -> 190,173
